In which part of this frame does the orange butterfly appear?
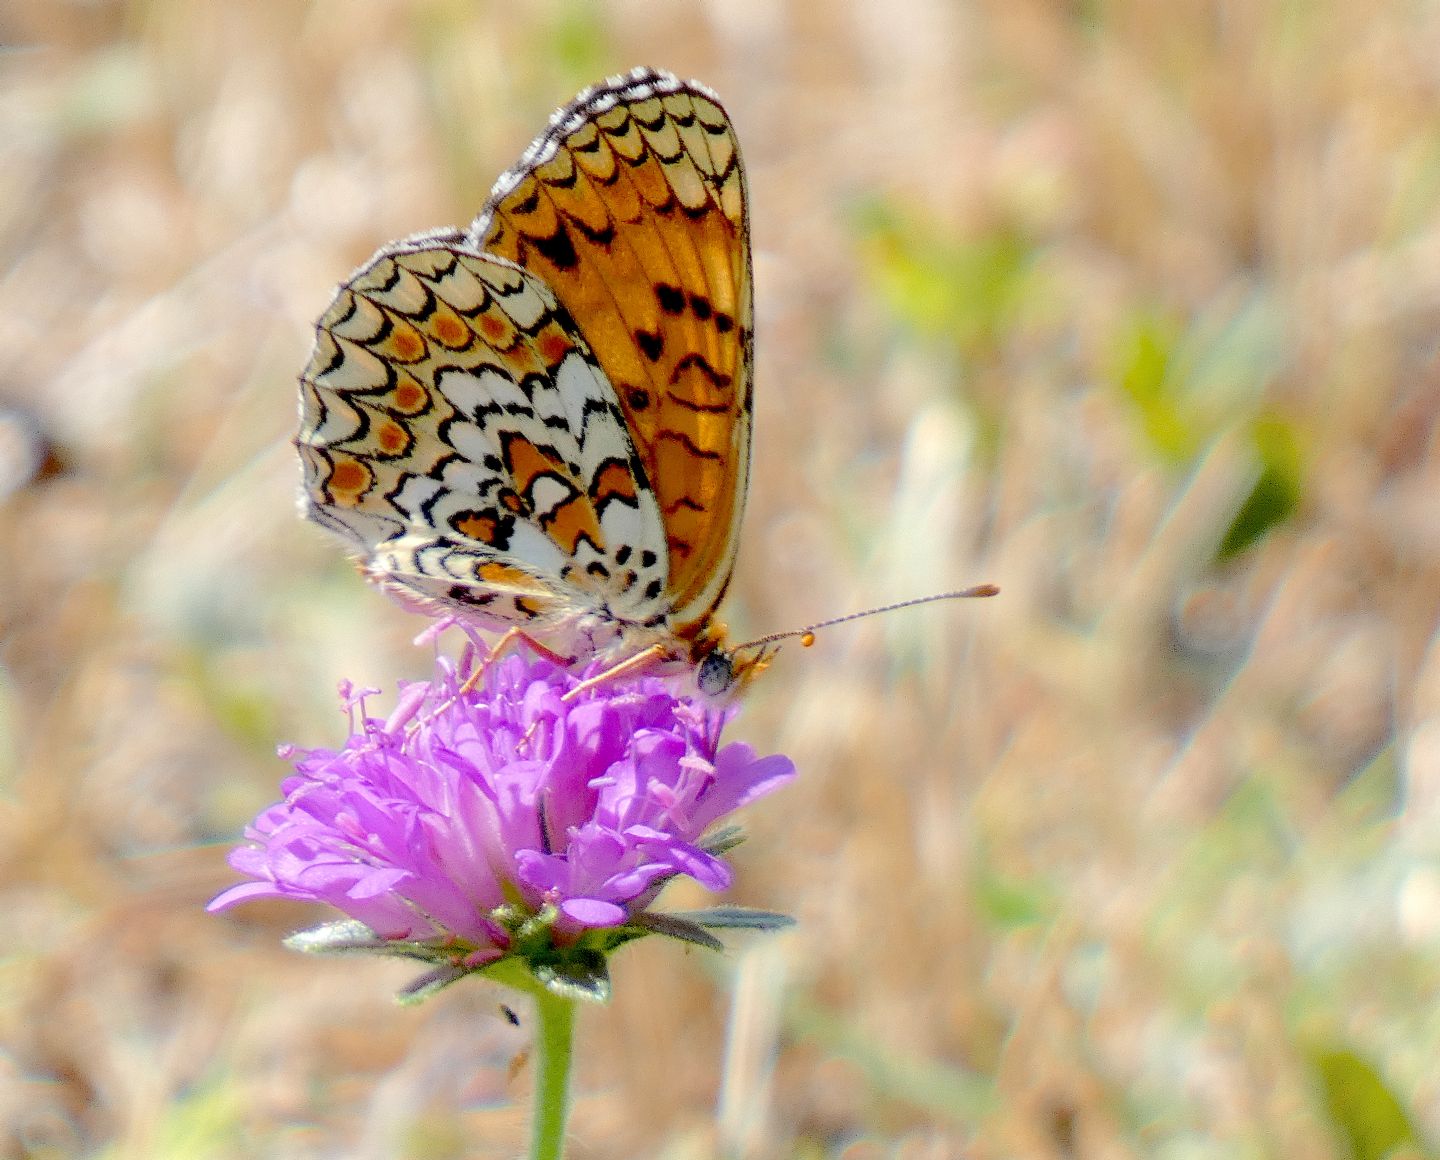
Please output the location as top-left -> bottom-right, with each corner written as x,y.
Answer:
297,68 -> 760,693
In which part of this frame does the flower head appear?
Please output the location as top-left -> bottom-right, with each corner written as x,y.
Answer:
210,641 -> 795,998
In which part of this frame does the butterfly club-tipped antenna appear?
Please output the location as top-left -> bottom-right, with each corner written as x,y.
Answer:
724,583 -> 1001,678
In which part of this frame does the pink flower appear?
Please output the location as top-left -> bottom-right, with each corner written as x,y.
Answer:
210,642 -> 794,991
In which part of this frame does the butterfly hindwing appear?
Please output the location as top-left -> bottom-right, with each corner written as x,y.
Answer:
297,242 -> 671,631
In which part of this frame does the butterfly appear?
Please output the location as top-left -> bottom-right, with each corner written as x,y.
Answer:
297,68 -> 762,695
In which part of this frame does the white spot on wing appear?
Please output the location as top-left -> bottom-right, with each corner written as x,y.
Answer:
504,523 -> 568,573
440,459 -> 492,496
553,353 -> 610,438
447,420 -> 499,468
495,280 -> 549,330
438,367 -> 522,418
389,475 -> 443,520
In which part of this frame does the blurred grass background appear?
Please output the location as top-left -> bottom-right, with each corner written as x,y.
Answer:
3,1 -> 1440,1157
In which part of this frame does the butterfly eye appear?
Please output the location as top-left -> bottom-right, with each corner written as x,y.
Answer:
696,650 -> 735,696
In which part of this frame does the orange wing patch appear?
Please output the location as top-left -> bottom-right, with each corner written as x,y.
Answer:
390,375 -> 431,416
453,512 -> 501,542
591,461 -> 638,506
375,315 -> 428,364
536,328 -> 575,366
498,431 -> 605,557
477,561 -> 553,596
424,301 -> 474,351
323,454 -> 373,505
373,416 -> 413,457
543,493 -> 605,558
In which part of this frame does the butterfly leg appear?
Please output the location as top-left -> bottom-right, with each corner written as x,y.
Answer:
455,627 -> 576,698
558,644 -> 671,703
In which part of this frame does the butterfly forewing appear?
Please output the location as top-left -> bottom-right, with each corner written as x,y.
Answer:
471,71 -> 753,640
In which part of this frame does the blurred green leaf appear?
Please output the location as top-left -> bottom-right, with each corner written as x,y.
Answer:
1309,1046 -> 1431,1160
1215,414 -> 1304,560
400,1114 -> 469,1160
1383,129 -> 1440,242
1181,293 -> 1287,417
1212,776 -> 1298,870
1145,776 -> 1297,1013
550,2 -> 611,83
974,867 -> 1055,929
1112,310 -> 1192,462
852,197 -> 1037,360
1109,301 -> 1302,558
62,44 -> 158,136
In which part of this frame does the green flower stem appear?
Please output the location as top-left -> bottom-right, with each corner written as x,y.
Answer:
529,986 -> 576,1160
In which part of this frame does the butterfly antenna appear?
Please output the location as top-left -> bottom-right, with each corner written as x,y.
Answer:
735,584 -> 999,652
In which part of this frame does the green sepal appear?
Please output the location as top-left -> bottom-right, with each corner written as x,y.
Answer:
629,910 -> 726,951
667,906 -> 796,933
698,825 -> 745,857
280,896 -> 793,1008
396,962 -> 473,1005
532,948 -> 611,1004
285,919 -> 440,961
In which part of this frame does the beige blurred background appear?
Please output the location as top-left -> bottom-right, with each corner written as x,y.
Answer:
4,1 -> 1440,1157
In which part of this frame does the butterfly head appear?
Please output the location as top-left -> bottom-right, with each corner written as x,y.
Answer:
696,643 -> 777,697
690,623 -> 777,697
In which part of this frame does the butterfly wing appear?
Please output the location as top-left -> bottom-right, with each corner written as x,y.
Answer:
470,68 -> 752,645
297,239 -> 673,639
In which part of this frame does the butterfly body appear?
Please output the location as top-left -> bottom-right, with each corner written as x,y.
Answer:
297,69 -> 757,692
